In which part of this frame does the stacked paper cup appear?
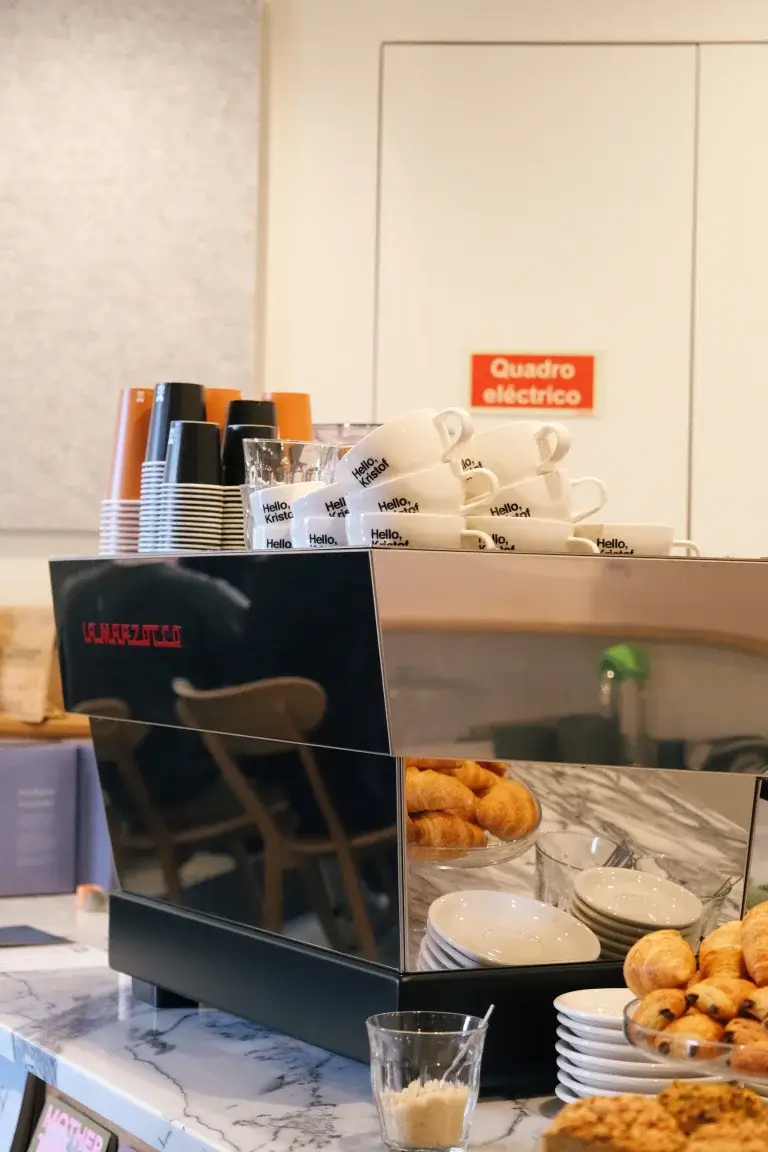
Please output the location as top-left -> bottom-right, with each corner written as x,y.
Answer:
99,387 -> 153,555
99,498 -> 141,555
139,382 -> 206,552
242,439 -> 338,550
332,408 -> 499,551
220,400 -> 277,551
456,421 -> 608,554
157,420 -> 223,552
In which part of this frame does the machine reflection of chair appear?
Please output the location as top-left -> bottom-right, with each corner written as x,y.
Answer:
173,676 -> 397,961
75,698 -> 264,906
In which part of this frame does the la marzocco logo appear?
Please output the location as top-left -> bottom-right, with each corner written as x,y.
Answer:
471,353 -> 596,412
82,623 -> 183,648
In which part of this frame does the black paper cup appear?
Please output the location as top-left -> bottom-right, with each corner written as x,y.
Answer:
222,423 -> 276,486
164,421 -> 222,485
145,382 -> 206,462
225,399 -> 277,430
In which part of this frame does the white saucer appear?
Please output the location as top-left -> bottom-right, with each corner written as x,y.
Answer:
558,1068 -> 621,1098
556,1056 -> 688,1093
574,869 -> 703,929
555,1025 -> 643,1059
417,940 -> 442,971
428,890 -> 601,967
556,1015 -> 630,1042
425,928 -> 467,969
553,988 -> 634,1027
554,1083 -> 580,1105
555,1041 -> 661,1075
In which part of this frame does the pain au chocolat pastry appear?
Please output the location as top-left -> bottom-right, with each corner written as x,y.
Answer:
742,902 -> 768,986
404,766 -> 475,815
623,930 -> 697,997
542,1095 -> 686,1152
474,778 -> 538,841
628,989 -> 688,1036
699,920 -> 747,981
723,1017 -> 767,1046
685,976 -> 756,1020
654,1011 -> 724,1059
730,1040 -> 768,1077
657,1081 -> 765,1136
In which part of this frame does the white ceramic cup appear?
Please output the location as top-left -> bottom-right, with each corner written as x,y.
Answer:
346,511 -> 494,551
465,516 -> 599,554
459,420 -> 572,488
291,515 -> 348,549
345,460 -> 499,515
486,469 -> 607,523
250,481 -> 327,526
334,407 -> 474,490
291,482 -> 349,520
573,523 -> 701,557
251,522 -> 293,550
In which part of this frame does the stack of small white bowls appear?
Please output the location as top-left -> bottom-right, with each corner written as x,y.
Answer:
418,891 -> 600,972
569,868 -> 704,961
98,498 -> 140,556
554,988 -> 715,1104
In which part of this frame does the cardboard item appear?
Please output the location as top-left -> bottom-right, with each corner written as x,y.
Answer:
29,1092 -> 115,1152
0,742 -> 77,895
0,608 -> 63,723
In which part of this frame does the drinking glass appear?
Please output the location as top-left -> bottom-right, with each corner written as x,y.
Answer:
535,831 -> 622,910
634,854 -> 738,935
242,438 -> 338,488
314,422 -> 380,445
367,1012 -> 487,1152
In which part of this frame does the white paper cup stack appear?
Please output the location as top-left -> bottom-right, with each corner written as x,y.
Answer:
138,460 -> 166,552
99,499 -> 140,556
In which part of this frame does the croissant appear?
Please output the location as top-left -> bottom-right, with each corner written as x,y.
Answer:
405,766 -> 475,814
474,779 -> 538,841
699,920 -> 746,981
623,930 -> 697,997
723,1017 -> 768,1046
742,904 -> 768,986
432,759 -> 500,793
410,812 -> 485,850
655,1012 -> 724,1059
628,989 -> 687,1037
685,977 -> 756,1020
475,760 -> 509,777
730,1041 -> 768,1077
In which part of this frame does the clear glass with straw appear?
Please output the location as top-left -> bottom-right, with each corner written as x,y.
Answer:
366,1011 -> 488,1152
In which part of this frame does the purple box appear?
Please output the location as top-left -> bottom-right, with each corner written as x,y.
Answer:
0,741 -> 77,895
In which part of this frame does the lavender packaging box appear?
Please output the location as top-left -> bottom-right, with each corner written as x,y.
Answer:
0,741 -> 77,896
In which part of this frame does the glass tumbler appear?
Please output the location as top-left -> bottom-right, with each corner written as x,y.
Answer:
242,438 -> 338,489
634,854 -> 738,935
367,1011 -> 487,1152
535,831 -> 622,910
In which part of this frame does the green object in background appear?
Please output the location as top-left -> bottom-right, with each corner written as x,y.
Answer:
598,644 -> 651,682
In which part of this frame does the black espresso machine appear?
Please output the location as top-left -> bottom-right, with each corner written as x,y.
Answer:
49,549 -> 764,1095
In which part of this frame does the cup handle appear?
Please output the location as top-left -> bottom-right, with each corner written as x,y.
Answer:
536,422 -> 572,473
570,476 -> 608,523
672,539 -> 701,556
461,529 -> 496,551
459,467 -> 500,513
434,407 -> 474,461
568,536 -> 599,554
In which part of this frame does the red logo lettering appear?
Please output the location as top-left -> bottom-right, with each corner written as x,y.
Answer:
81,624 -> 183,648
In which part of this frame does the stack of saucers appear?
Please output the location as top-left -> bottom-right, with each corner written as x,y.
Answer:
138,460 -> 165,552
554,989 -> 715,1105
569,868 -> 704,962
222,486 -> 245,550
99,498 -> 140,555
417,890 -> 600,972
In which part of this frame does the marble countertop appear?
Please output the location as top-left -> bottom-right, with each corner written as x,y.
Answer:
0,766 -> 751,1152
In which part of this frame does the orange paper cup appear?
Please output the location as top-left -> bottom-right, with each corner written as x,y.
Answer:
107,387 -> 153,501
263,392 -> 313,440
205,388 -> 243,434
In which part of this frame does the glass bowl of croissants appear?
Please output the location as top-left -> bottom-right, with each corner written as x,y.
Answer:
404,757 -> 541,868
623,905 -> 768,1081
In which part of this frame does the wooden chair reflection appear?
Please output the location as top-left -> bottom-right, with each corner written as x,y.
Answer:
75,698 -> 262,906
173,676 -> 396,960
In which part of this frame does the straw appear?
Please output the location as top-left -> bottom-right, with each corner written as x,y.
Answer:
440,1004 -> 494,1084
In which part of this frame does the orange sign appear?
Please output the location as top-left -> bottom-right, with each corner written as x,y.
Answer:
471,353 -> 596,412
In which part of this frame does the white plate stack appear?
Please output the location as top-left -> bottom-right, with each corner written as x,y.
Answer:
554,989 -> 717,1105
222,487 -> 246,551
98,498 -> 140,555
570,868 -> 704,961
417,891 -> 601,972
139,460 -> 165,552
157,484 -> 224,553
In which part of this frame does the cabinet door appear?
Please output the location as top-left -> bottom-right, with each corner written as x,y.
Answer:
693,46 -> 768,557
376,45 -> 696,525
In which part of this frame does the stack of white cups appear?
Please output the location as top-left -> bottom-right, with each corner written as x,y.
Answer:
460,421 -> 608,554
328,407 -> 500,551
